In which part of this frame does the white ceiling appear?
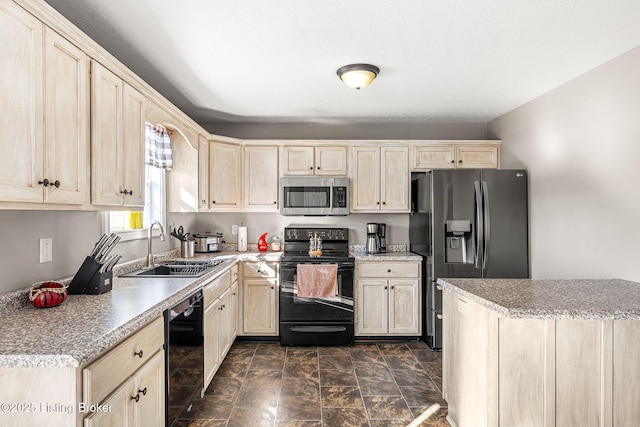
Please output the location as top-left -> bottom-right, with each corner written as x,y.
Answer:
44,0 -> 640,125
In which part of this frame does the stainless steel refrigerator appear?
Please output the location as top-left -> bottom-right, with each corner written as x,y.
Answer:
409,169 -> 529,349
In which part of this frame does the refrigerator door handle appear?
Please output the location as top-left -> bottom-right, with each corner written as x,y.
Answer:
474,180 -> 484,269
482,180 -> 490,270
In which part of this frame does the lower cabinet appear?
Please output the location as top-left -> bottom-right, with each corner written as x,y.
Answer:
202,264 -> 238,394
240,261 -> 279,336
84,350 -> 164,427
355,261 -> 421,336
83,317 -> 165,427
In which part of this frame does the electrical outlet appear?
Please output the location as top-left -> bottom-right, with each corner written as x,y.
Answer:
40,238 -> 52,263
232,225 -> 238,235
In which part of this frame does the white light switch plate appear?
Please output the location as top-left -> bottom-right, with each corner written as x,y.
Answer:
40,238 -> 52,263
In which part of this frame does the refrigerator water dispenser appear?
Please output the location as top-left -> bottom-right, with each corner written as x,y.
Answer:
445,220 -> 472,263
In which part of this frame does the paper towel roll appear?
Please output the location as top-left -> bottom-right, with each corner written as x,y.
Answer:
238,226 -> 247,251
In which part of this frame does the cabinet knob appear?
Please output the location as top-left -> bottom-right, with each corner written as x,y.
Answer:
38,179 -> 50,187
384,286 -> 388,290
133,349 -> 143,358
387,269 -> 391,273
138,387 -> 147,396
201,199 -> 206,204
271,286 -> 274,290
382,201 -> 386,205
52,180 -> 61,188
391,285 -> 395,289
317,166 -> 320,170
212,200 -> 216,204
309,166 -> 313,170
451,160 -> 455,163
131,394 -> 140,403
376,201 -> 380,205
459,160 -> 463,163
273,201 -> 277,204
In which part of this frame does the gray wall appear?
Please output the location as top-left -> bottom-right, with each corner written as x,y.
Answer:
203,122 -> 489,140
489,46 -> 640,281
0,211 -> 196,293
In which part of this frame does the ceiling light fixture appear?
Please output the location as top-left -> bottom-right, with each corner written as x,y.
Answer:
336,63 -> 380,90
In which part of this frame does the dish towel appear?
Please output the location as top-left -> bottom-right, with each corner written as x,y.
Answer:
296,264 -> 338,298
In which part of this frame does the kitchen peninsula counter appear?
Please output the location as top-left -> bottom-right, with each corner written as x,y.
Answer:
438,278 -> 640,427
0,250 -> 281,369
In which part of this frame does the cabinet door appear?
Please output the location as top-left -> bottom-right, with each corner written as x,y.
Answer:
350,147 -> 380,211
388,279 -> 420,334
43,28 -> 90,205
456,146 -> 499,169
412,146 -> 456,170
198,135 -> 209,210
121,83 -> 146,207
0,2 -> 44,202
84,378 -> 135,427
209,142 -> 241,210
134,350 -> 165,427
91,61 -> 123,206
282,146 -> 314,175
244,146 -> 278,211
218,288 -> 233,359
203,298 -> 221,390
242,278 -> 277,335
355,279 -> 388,335
380,146 -> 409,212
230,281 -> 239,340
316,146 -> 347,176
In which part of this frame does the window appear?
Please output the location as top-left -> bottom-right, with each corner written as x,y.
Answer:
103,124 -> 169,240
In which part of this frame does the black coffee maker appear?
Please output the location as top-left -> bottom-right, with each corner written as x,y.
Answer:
377,223 -> 386,253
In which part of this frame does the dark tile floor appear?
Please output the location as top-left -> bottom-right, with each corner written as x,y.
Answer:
168,341 -> 448,427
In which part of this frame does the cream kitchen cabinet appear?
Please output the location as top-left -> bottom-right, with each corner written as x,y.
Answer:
83,317 -> 165,427
281,146 -> 347,176
355,262 -> 421,336
91,61 -> 145,207
1,3 -> 90,206
208,141 -> 242,211
243,145 -> 279,211
198,134 -> 209,211
202,264 -> 238,394
412,144 -> 500,170
350,146 -> 409,212
240,261 -> 279,336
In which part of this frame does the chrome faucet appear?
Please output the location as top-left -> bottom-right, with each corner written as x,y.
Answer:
145,221 -> 166,268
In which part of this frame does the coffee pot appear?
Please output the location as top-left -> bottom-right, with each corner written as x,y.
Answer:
366,223 -> 379,254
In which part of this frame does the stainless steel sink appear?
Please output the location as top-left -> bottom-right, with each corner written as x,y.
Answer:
121,259 -> 226,278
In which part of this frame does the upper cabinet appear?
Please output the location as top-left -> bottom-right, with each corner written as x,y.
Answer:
197,134 -> 210,211
209,142 -> 242,211
0,3 -> 90,206
350,146 -> 410,213
91,61 -> 146,208
244,146 -> 278,212
281,146 -> 347,176
412,143 -> 500,170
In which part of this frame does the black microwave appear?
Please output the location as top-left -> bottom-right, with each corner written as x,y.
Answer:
280,177 -> 349,216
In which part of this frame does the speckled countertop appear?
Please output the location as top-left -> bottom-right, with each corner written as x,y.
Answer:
437,278 -> 640,320
0,250 -> 281,369
351,248 -> 422,262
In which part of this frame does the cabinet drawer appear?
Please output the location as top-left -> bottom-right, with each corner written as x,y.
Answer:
243,262 -> 278,278
358,262 -> 419,278
83,316 -> 164,405
204,269 -> 231,306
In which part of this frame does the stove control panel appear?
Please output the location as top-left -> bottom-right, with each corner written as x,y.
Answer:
284,227 -> 349,242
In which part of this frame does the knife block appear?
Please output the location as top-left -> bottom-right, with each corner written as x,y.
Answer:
68,256 -> 112,295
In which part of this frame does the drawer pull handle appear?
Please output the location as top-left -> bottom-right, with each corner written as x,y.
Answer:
139,387 -> 147,396
134,349 -> 144,358
131,393 -> 140,402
